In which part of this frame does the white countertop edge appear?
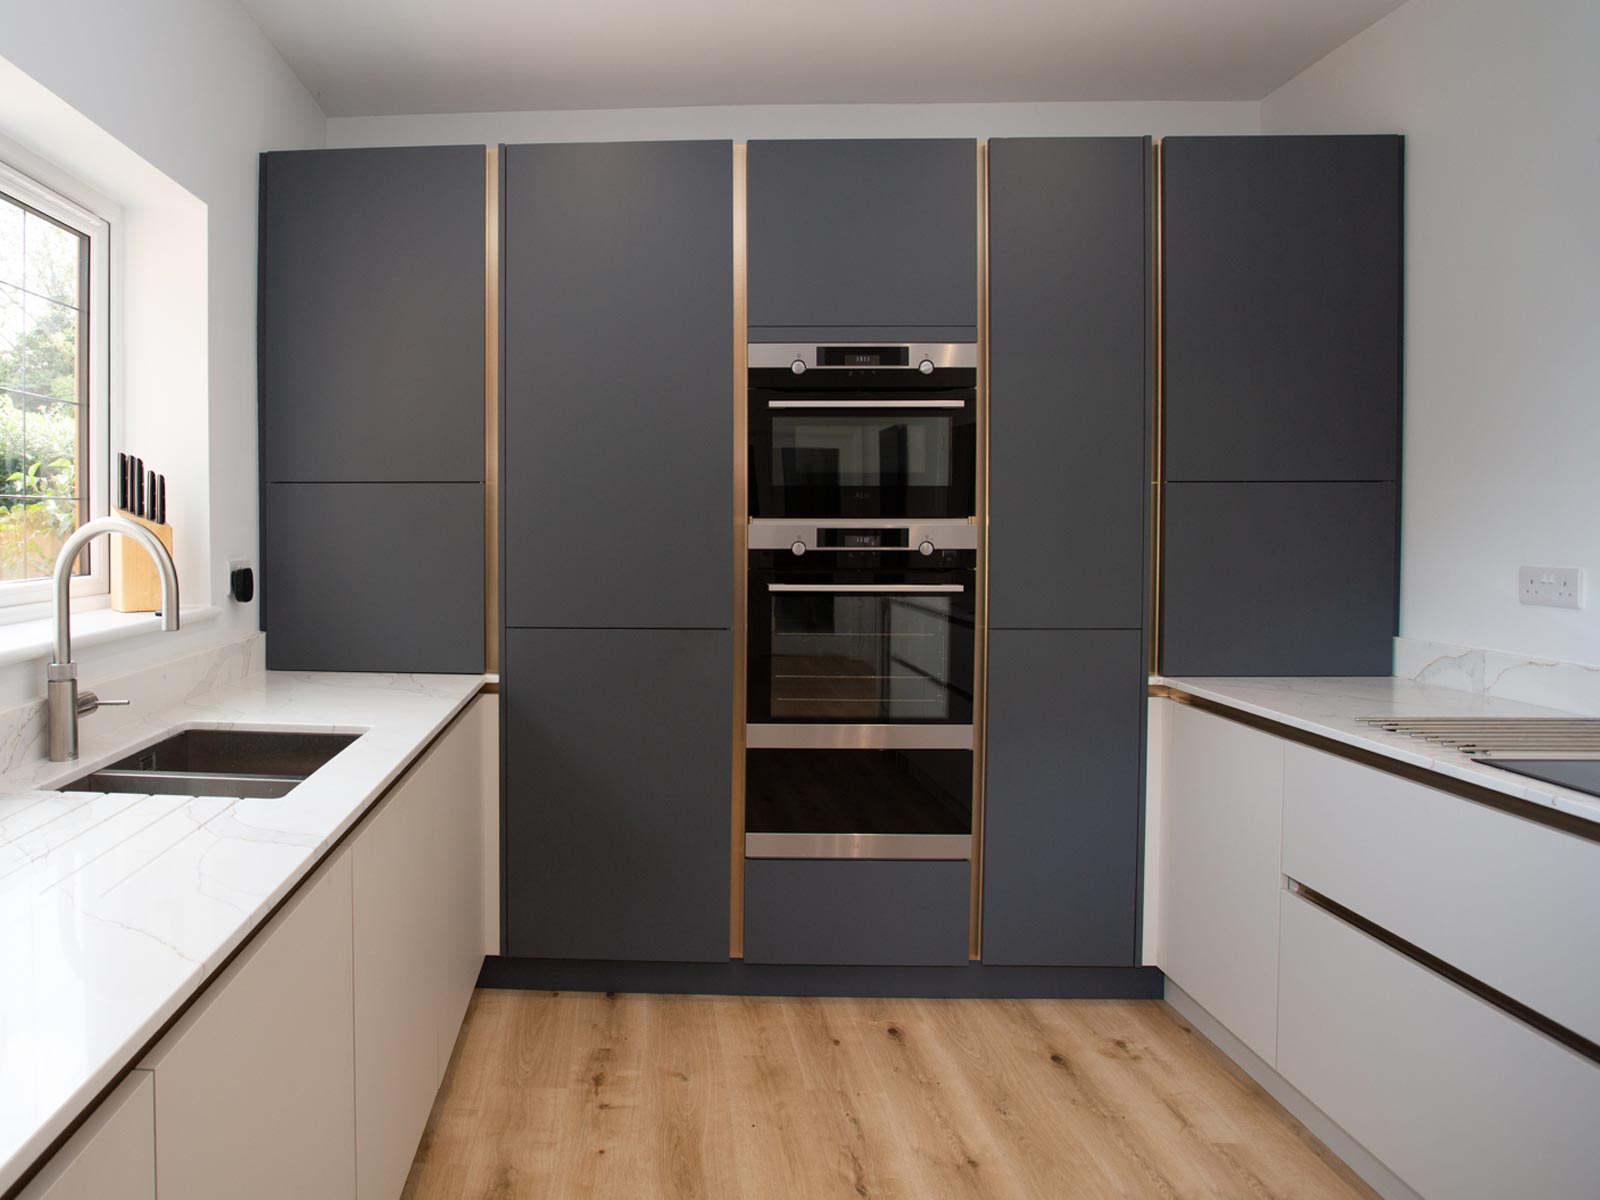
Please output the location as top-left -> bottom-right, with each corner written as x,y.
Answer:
1152,675 -> 1600,828
0,605 -> 222,668
0,671 -> 491,1196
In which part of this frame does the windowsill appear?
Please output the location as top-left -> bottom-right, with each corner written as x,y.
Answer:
0,604 -> 221,669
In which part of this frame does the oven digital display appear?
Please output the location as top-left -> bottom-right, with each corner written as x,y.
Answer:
816,346 -> 910,368
816,528 -> 911,549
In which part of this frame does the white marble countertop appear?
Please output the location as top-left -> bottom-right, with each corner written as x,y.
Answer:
1154,674 -> 1600,828
0,668 -> 489,1196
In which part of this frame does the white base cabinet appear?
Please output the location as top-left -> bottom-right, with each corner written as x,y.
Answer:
353,695 -> 496,1200
17,1073 -> 155,1200
1157,702 -> 1284,1063
1283,742 -> 1600,1046
1278,891 -> 1600,1200
14,695 -> 502,1200
141,849 -> 357,1200
1154,696 -> 1600,1200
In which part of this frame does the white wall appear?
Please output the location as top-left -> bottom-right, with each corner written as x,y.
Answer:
0,0 -> 324,705
1263,0 -> 1600,668
328,99 -> 1260,147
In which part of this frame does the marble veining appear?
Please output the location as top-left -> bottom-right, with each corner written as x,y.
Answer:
0,634 -> 267,776
1393,635 -> 1600,718
0,646 -> 487,1196
1155,673 -> 1600,829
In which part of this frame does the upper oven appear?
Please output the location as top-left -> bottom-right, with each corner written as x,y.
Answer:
749,343 -> 977,521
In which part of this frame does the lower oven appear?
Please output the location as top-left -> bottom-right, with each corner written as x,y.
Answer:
745,519 -> 977,860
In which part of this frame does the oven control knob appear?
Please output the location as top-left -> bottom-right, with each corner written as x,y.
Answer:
918,539 -> 936,556
918,358 -> 935,374
790,540 -> 807,556
790,359 -> 806,375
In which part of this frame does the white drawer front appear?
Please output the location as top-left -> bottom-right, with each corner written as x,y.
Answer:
1282,743 -> 1600,1044
1278,892 -> 1600,1200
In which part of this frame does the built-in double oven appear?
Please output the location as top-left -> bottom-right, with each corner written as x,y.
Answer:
745,345 -> 978,860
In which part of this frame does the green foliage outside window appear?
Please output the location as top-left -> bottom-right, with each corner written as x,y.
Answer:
0,194 -> 85,583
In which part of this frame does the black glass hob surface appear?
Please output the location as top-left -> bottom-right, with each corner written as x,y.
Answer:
1478,758 -> 1600,798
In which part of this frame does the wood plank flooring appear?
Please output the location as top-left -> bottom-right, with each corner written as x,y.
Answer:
402,989 -> 1378,1200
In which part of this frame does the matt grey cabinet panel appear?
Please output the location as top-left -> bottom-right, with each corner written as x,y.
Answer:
983,630 -> 1142,966
744,859 -> 969,966
747,139 -> 976,339
501,141 -> 731,629
503,628 -> 730,962
1161,482 -> 1398,676
1163,136 -> 1402,482
988,138 -> 1149,630
262,483 -> 484,673
260,146 -> 485,483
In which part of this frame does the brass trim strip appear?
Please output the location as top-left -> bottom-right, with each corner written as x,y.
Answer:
730,143 -> 749,960
969,140 -> 990,962
1149,139 -> 1165,676
484,147 -> 501,674
1148,684 -> 1600,845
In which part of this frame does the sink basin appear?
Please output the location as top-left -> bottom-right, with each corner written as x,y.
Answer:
60,729 -> 361,799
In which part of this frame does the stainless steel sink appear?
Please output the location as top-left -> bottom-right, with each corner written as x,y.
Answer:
59,729 -> 361,799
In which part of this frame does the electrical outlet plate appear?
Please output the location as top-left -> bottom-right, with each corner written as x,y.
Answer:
1519,565 -> 1584,610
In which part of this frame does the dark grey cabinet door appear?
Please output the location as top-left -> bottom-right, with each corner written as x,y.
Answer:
501,141 -> 732,630
1163,136 -> 1402,482
260,146 -> 486,483
983,629 -> 1143,966
988,138 -> 1150,630
744,859 -> 969,966
262,483 -> 484,672
1161,482 -> 1398,676
503,628 -> 731,962
747,139 -> 977,341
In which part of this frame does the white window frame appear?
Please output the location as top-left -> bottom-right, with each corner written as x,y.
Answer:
0,158 -> 111,618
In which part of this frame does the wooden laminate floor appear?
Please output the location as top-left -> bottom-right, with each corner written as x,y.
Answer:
402,989 -> 1378,1200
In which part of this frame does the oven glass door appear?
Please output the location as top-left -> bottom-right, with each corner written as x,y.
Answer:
750,393 -> 976,519
748,573 -> 975,725
745,747 -> 972,859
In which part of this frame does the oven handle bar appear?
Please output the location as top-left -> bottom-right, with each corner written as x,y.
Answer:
746,723 -> 976,750
766,399 -> 967,409
767,583 -> 965,594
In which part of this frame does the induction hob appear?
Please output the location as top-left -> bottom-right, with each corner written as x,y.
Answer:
1477,758 -> 1600,799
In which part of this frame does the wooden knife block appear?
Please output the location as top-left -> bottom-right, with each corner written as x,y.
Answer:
110,510 -> 175,614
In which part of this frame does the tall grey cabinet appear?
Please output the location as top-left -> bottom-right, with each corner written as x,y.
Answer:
1160,135 -> 1403,676
258,145 -> 486,672
500,141 -> 733,963
982,138 -> 1151,966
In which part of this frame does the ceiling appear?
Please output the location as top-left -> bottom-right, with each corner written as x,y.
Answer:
238,0 -> 1407,118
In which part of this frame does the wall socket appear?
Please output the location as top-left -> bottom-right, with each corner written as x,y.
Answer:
1519,565 -> 1584,609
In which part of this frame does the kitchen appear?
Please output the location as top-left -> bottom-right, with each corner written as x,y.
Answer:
1,1 -> 1597,1198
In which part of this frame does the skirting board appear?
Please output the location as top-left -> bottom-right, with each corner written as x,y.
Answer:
1164,980 -> 1422,1200
479,956 -> 1162,1000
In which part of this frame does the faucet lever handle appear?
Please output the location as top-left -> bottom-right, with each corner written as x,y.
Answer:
75,692 -> 131,717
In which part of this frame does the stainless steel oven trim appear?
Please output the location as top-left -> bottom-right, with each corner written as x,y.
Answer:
749,342 -> 978,371
767,399 -> 968,409
744,832 -> 972,860
746,723 -> 975,750
748,519 -> 979,551
768,583 -> 963,594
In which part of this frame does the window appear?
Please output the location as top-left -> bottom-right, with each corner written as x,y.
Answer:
0,161 -> 109,611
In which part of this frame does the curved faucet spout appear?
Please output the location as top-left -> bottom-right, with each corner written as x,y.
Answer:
52,516 -> 181,666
